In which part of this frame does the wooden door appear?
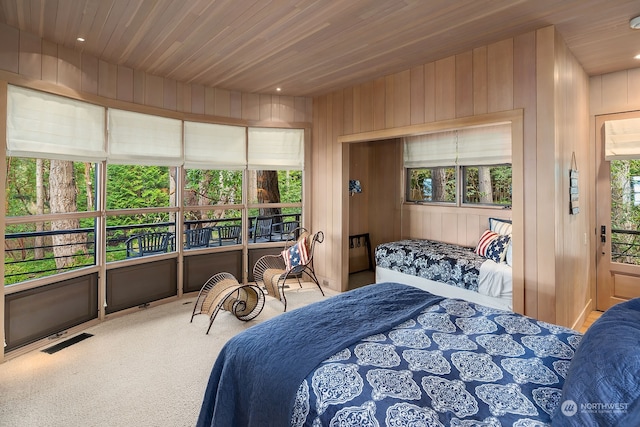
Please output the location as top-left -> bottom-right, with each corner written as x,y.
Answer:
596,112 -> 640,310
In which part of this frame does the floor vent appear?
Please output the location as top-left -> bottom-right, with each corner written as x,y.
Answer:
42,333 -> 94,354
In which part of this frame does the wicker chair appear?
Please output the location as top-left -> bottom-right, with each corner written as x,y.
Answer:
190,272 -> 265,334
253,228 -> 324,311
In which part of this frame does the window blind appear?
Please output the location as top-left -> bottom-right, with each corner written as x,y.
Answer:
6,85 -> 106,162
604,118 -> 640,160
403,123 -> 511,168
247,127 -> 304,170
457,123 -> 511,166
184,121 -> 246,169
108,109 -> 182,166
403,131 -> 458,168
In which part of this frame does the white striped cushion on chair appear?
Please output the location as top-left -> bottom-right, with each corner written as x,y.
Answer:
475,229 -> 499,257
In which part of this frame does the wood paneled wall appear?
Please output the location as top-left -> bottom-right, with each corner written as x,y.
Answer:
312,26 -> 592,328
402,205 -> 512,249
590,68 -> 640,115
551,31 -> 592,329
0,23 -> 312,123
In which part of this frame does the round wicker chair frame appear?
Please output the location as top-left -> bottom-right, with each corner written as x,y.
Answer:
190,272 -> 265,334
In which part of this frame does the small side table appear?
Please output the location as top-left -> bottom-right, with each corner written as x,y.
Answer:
349,233 -> 373,273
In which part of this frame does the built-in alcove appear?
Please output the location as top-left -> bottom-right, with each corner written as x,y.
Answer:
341,110 -> 523,313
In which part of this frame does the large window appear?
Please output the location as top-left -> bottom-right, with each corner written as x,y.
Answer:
104,109 -> 182,262
183,168 -> 244,249
5,86 -> 105,284
247,127 -> 305,244
106,164 -> 177,261
4,85 -> 307,286
404,123 -> 512,207
5,158 -> 98,284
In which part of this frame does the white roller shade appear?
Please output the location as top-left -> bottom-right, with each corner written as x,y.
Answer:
403,131 -> 457,168
403,123 -> 511,168
605,118 -> 640,160
248,128 -> 304,170
457,123 -> 511,166
184,122 -> 246,169
108,109 -> 182,166
6,85 -> 106,161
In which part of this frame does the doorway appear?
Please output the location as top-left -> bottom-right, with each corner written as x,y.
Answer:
596,112 -> 640,310
347,139 -> 401,290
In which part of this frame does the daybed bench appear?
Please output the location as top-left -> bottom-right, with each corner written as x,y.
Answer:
376,217 -> 513,311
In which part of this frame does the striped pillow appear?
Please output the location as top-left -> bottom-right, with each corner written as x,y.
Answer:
489,217 -> 512,236
475,229 -> 499,257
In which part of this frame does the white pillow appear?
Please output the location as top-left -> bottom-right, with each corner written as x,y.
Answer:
505,240 -> 512,266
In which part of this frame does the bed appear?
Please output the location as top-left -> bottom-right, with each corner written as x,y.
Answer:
196,281 -> 640,427
375,218 -> 514,311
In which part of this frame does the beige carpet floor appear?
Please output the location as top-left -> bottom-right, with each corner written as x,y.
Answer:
0,283 -> 337,427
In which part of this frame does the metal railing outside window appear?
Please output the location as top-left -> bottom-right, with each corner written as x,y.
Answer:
4,213 -> 303,285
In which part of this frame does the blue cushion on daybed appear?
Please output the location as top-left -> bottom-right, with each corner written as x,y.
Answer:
552,298 -> 640,426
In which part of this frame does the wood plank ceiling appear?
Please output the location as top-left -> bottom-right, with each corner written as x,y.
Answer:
1,0 -> 639,97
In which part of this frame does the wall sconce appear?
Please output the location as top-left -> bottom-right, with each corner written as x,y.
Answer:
349,179 -> 362,196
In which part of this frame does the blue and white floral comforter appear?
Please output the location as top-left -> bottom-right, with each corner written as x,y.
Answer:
375,239 -> 486,292
293,298 -> 581,426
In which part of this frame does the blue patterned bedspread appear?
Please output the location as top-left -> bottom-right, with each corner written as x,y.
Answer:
196,282 -> 444,427
375,239 -> 485,292
293,298 -> 582,426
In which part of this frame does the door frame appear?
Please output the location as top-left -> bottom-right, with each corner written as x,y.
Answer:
595,111 -> 640,310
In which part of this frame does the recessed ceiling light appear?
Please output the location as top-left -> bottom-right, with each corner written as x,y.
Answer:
77,37 -> 85,42
630,16 -> 640,29
276,87 -> 282,92
635,54 -> 640,60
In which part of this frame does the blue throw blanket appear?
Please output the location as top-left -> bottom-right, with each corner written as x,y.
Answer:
196,282 -> 443,427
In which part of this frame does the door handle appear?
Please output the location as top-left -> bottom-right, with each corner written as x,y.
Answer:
601,225 -> 606,243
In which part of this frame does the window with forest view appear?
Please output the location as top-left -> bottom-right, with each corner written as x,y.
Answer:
6,158 -> 306,283
185,169 -> 243,206
5,158 -> 98,284
463,165 -> 512,206
105,164 -> 177,261
610,159 -> 640,265
406,165 -> 512,206
248,169 -> 303,243
4,85 -> 306,286
404,123 -> 512,207
406,167 -> 456,203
